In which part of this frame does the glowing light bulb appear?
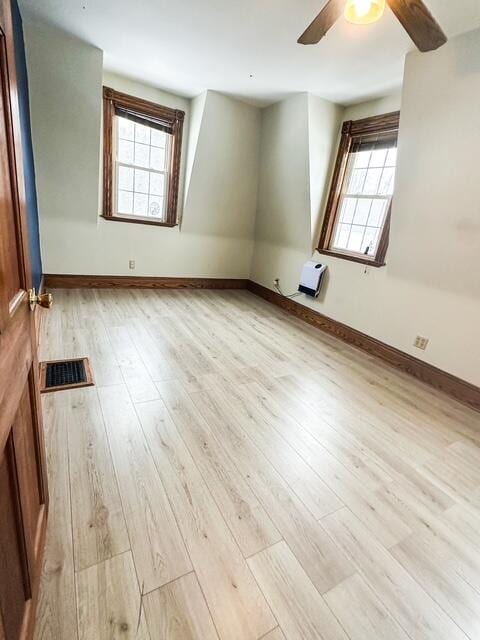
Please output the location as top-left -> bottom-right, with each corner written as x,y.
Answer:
356,0 -> 373,17
344,0 -> 386,25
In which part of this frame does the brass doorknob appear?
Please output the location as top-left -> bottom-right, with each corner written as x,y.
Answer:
28,288 -> 53,310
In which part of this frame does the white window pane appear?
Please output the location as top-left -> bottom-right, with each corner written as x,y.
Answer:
369,148 -> 387,167
134,143 -> 150,167
118,117 -> 134,141
386,147 -> 397,166
135,123 -> 150,144
117,190 -> 133,214
340,197 -> 356,224
118,165 -> 134,190
353,198 -> 372,226
348,169 -> 366,194
118,139 -> 134,164
148,195 -> 164,218
379,167 -> 396,195
334,223 -> 351,249
368,199 -> 388,227
134,168 -> 149,194
149,172 -> 165,196
361,227 -> 379,256
133,192 -> 148,216
353,151 -> 370,169
151,129 -> 167,147
363,168 -> 382,195
347,225 -> 364,252
150,146 -> 166,171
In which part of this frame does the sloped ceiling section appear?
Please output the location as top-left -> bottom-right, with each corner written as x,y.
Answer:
254,93 -> 312,253
253,90 -> 343,257
182,90 -> 261,242
307,95 -> 343,250
183,91 -> 207,212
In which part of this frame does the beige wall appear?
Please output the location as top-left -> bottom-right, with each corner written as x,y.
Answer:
251,28 -> 480,386
343,92 -> 402,120
23,19 -> 104,272
25,20 -> 261,278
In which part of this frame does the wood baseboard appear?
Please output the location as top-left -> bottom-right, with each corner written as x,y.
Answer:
246,280 -> 480,412
44,274 -> 249,290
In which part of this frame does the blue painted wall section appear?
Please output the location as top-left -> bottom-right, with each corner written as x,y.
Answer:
11,0 -> 43,290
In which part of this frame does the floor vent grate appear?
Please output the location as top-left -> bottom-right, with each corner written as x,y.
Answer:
40,358 -> 94,393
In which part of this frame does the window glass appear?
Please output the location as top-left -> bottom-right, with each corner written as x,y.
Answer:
330,138 -> 398,258
115,116 -> 170,220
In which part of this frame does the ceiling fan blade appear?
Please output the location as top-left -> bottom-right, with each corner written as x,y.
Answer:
298,0 -> 345,45
386,0 -> 447,52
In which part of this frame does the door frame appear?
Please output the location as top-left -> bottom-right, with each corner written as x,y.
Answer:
0,0 -> 48,637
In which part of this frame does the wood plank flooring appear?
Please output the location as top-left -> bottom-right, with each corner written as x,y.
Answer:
34,288 -> 480,640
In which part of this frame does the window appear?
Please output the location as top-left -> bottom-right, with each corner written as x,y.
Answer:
318,111 -> 400,267
102,87 -> 184,227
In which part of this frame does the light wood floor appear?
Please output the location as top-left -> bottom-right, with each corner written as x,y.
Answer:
34,287 -> 480,640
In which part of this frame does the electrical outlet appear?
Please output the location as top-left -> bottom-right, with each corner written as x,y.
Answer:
129,260 -> 135,270
273,278 -> 279,287
414,335 -> 429,351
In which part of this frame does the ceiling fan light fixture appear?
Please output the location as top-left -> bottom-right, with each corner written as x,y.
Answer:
344,0 -> 386,25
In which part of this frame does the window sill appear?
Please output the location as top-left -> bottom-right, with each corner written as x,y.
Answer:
316,248 -> 386,268
100,214 -> 177,228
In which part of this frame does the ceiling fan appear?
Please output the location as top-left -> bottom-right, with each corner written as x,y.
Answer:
298,0 -> 447,52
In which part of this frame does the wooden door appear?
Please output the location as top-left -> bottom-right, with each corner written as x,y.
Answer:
0,1 -> 48,639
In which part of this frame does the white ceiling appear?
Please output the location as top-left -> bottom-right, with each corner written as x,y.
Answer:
19,0 -> 480,106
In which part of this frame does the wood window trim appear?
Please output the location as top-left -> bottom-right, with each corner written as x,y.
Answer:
102,86 -> 185,227
317,110 -> 400,268
100,214 -> 177,228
